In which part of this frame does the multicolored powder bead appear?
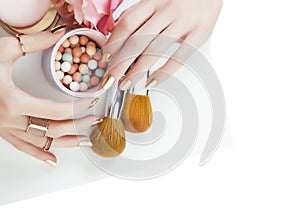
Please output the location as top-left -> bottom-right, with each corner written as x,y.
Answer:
69,35 -> 79,45
55,51 -> 62,61
79,82 -> 88,91
62,52 -> 73,63
54,34 -> 107,92
82,74 -> 90,83
63,75 -> 72,85
61,61 -> 71,72
79,64 -> 89,74
55,61 -> 61,71
95,68 -> 104,78
88,59 -> 98,70
56,70 -> 64,80
70,81 -> 80,91
79,35 -> 88,45
62,39 -> 70,48
90,76 -> 100,86
80,53 -> 89,63
72,72 -> 82,82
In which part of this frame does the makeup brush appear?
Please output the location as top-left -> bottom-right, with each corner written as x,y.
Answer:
90,86 -> 126,157
121,70 -> 153,133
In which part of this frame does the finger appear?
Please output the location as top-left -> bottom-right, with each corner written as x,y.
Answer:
15,89 -> 99,119
8,114 -> 99,138
103,9 -> 173,88
115,1 -> 140,24
120,24 -> 187,89
103,0 -> 156,56
1,29 -> 66,61
2,133 -> 57,166
9,130 -> 92,148
146,30 -> 203,88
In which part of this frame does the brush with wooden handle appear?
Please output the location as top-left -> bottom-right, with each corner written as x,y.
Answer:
121,70 -> 153,133
90,85 -> 126,157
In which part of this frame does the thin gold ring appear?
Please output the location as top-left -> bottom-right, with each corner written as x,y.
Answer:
43,137 -> 53,151
15,34 -> 26,56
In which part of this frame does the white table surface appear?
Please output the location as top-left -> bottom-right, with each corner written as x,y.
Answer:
0,4 -> 232,206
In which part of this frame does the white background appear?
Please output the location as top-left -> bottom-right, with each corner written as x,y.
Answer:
2,0 -> 300,211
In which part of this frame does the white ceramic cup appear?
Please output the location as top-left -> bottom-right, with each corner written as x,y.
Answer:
42,28 -> 107,98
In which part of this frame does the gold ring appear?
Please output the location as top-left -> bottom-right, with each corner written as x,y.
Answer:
43,137 -> 53,151
16,34 -> 26,56
26,117 -> 50,137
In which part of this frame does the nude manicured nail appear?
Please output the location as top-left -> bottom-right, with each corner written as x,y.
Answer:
45,159 -> 57,167
145,79 -> 158,89
91,118 -> 103,127
50,23 -> 67,34
79,141 -> 93,147
101,52 -> 112,64
88,98 -> 99,108
120,79 -> 132,90
102,75 -> 115,90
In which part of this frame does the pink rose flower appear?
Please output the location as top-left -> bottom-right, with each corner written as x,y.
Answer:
55,0 -> 123,35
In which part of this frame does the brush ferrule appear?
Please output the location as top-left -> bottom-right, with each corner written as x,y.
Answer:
109,88 -> 125,119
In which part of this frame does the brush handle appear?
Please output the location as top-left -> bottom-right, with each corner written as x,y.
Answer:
109,88 -> 125,119
105,84 -> 118,117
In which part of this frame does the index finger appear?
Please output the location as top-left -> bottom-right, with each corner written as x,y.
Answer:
17,89 -> 99,120
0,27 -> 66,62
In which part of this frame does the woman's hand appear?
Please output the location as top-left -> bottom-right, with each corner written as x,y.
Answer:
101,0 -> 223,90
0,30 -> 100,167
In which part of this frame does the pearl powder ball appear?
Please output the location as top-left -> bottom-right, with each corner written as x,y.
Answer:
61,62 -> 72,72
56,70 -> 64,80
82,74 -> 90,83
62,39 -> 70,48
70,81 -> 80,92
95,68 -> 104,78
90,76 -> 100,86
69,35 -> 79,45
79,64 -> 89,74
55,51 -> 62,61
86,46 -> 96,56
88,59 -> 98,70
63,75 -> 72,85
79,82 -> 88,92
55,61 -> 61,71
79,35 -> 89,45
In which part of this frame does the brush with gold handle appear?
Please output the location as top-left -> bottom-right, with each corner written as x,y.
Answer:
121,70 -> 153,133
90,85 -> 126,157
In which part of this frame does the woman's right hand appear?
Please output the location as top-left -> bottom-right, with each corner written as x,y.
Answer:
0,29 -> 100,167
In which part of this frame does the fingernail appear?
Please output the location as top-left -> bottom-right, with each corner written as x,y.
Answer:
145,79 -> 158,89
79,141 -> 93,147
91,118 -> 103,127
88,98 -> 99,108
120,79 -> 132,90
45,159 -> 57,167
102,75 -> 115,90
101,52 -> 112,64
50,23 -> 67,34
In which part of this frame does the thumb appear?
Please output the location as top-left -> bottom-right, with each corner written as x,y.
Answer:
1,25 -> 66,61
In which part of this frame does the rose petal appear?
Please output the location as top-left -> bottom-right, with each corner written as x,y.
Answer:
96,13 -> 115,35
91,0 -> 109,13
66,0 -> 83,23
82,0 -> 101,28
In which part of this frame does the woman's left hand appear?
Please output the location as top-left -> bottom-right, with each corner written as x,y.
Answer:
101,0 -> 223,90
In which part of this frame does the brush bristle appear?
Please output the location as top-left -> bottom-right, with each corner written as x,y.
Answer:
90,117 -> 126,157
121,94 -> 152,133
